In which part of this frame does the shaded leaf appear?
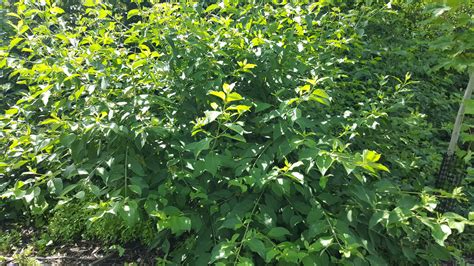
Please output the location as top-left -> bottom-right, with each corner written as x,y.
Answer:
186,138 -> 211,158
246,238 -> 266,259
268,227 -> 291,239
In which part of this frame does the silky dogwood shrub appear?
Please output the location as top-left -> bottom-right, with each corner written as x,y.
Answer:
0,0 -> 472,265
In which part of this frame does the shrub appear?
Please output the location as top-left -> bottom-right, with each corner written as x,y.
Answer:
0,0 -> 472,264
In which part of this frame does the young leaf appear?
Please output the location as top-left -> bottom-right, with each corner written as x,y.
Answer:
50,6 -> 65,14
205,4 -> 219,13
226,92 -> 243,103
226,105 -> 251,113
209,91 -> 226,102
223,83 -> 235,93
83,0 -> 98,7
127,9 -> 140,19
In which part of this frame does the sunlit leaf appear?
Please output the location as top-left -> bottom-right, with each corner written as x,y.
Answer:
226,92 -> 243,103
209,90 -> 226,102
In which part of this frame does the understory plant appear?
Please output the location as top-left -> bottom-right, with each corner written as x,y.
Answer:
0,0 -> 472,264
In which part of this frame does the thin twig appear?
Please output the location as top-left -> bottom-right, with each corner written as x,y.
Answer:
90,253 -> 114,265
233,188 -> 265,265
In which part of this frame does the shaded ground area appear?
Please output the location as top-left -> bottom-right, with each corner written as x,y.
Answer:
2,246 -> 156,265
0,225 -> 158,265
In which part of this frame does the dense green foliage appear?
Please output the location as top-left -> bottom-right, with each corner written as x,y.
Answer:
1,0 -> 473,264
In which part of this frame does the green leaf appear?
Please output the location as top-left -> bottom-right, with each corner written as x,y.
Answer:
443,212 -> 466,233
50,6 -> 65,14
74,86 -> 86,99
204,110 -> 221,125
110,245 -> 125,257
373,163 -> 390,172
74,191 -> 85,199
128,184 -> 142,196
341,160 -> 355,175
127,9 -> 140,19
431,224 -> 451,246
5,108 -> 18,115
128,155 -> 145,176
309,89 -> 330,105
40,118 -> 61,125
465,99 -> 474,115
369,211 -> 386,228
308,236 -> 333,252
268,227 -> 291,239
254,102 -> 272,113
209,91 -> 226,102
265,249 -> 280,263
286,172 -> 304,184
236,257 -> 253,266
221,133 -> 246,143
210,242 -> 235,263
60,133 -> 76,147
226,105 -> 251,113
364,150 -> 381,162
119,200 -> 139,227
186,138 -> 211,158
60,184 -> 78,196
98,9 -> 109,19
287,98 -> 299,106
307,207 -> 324,223
205,4 -> 220,13
220,216 -> 242,230
204,153 -> 221,176
83,0 -> 98,7
312,89 -> 329,99
358,150 -> 390,173
47,178 -> 63,195
243,63 -> 256,69
224,123 -> 246,135
169,215 -> 192,235
290,108 -> 301,122
316,155 -> 334,176
246,238 -> 266,259
9,37 -> 23,49
223,83 -> 234,93
299,84 -> 311,93
226,92 -> 243,103
319,175 -> 329,189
